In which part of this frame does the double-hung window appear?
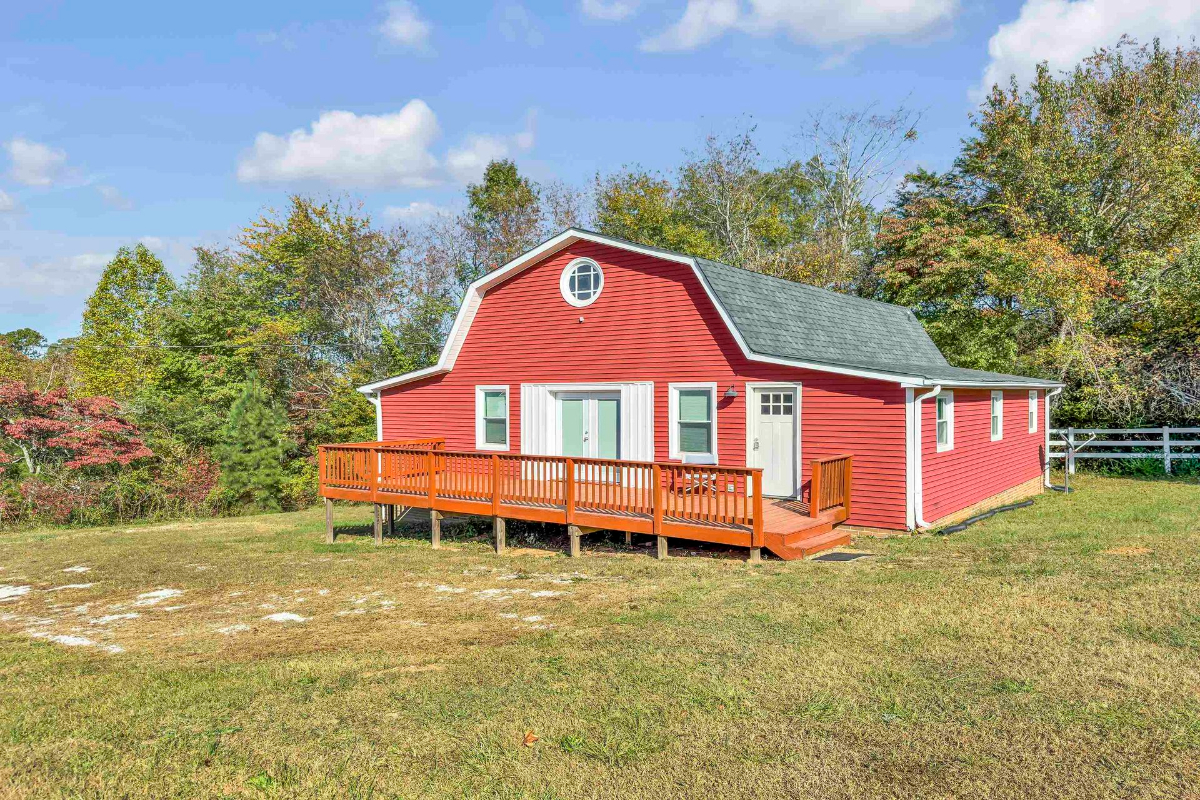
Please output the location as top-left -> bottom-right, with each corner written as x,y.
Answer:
475,386 -> 509,450
1028,390 -> 1038,433
991,390 -> 1004,441
935,391 -> 954,452
670,384 -> 717,462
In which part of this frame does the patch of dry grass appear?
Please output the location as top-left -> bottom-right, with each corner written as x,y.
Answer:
1,474 -> 1199,798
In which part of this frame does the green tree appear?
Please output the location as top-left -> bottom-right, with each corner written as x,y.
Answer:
456,160 -> 544,288
76,244 -> 176,400
214,377 -> 290,511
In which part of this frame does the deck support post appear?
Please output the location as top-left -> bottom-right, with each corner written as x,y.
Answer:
624,531 -> 632,546
568,524 -> 581,558
387,504 -> 396,536
656,536 -> 668,559
494,516 -> 506,555
373,504 -> 383,545
324,497 -> 334,544
430,510 -> 442,549
748,547 -> 762,564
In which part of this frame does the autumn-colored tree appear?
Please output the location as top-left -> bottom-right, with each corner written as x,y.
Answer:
0,381 -> 152,476
76,244 -> 176,400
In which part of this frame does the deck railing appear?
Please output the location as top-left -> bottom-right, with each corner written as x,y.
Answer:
809,454 -> 853,518
318,440 -> 767,547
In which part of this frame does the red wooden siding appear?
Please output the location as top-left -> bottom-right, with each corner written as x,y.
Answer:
379,241 -> 909,529
921,389 -> 1044,522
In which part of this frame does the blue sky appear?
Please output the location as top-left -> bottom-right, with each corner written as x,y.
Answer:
2,0 -> 1197,341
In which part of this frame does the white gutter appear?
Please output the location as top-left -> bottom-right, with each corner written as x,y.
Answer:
1044,386 -> 1063,486
911,384 -> 942,529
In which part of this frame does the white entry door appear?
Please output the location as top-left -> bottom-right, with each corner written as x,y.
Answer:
750,387 -> 798,497
558,393 -> 621,460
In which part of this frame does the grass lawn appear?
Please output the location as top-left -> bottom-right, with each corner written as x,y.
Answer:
1,474 -> 1198,799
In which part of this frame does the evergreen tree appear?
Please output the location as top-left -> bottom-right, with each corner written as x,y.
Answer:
215,376 -> 290,510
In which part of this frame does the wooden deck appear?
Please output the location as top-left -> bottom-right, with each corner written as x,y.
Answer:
318,440 -> 852,561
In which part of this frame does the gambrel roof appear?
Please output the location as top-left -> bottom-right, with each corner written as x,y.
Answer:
360,229 -> 1062,394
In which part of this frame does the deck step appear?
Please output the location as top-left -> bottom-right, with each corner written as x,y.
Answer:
765,527 -> 852,561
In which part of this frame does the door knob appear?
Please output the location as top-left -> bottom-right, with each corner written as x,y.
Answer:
753,438 -> 759,451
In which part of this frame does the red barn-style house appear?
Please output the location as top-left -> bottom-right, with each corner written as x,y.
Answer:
319,229 -> 1061,560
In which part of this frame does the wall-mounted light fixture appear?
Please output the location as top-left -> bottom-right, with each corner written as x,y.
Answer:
724,385 -> 739,399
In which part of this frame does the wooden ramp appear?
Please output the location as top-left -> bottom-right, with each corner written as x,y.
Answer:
319,440 -> 853,561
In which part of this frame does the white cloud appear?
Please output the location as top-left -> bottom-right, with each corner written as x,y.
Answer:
380,1 -> 433,52
581,0 -> 640,21
976,0 -> 1200,100
5,138 -> 69,187
237,101 -> 442,188
97,184 -> 134,210
445,111 -> 536,184
382,201 -> 451,224
641,0 -> 957,53
0,189 -> 17,213
497,2 -> 544,47
0,252 -> 111,298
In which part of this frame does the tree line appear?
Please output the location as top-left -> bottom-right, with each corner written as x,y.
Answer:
2,37 -> 1197,526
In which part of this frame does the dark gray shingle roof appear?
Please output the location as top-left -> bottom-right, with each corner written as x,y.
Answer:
691,257 -> 1059,387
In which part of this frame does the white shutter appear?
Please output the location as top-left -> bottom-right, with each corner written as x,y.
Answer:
520,382 -> 653,461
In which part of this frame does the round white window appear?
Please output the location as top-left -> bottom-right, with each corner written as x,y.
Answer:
560,258 -> 604,307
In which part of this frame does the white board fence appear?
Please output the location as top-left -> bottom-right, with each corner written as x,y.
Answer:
1049,427 -> 1200,474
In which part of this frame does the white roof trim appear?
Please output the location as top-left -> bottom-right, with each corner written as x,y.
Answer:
356,228 -> 1065,394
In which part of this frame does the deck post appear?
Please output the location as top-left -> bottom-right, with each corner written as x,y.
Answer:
324,497 -> 334,544
624,531 -> 632,546
568,524 -> 581,558
430,510 -> 442,549
748,547 -> 762,563
373,504 -> 383,545
565,458 -> 576,524
494,516 -> 506,555
427,449 -> 437,506
842,457 -> 853,518
367,444 -> 378,504
752,469 -> 764,547
809,460 -> 823,518
656,535 -> 668,560
491,455 -> 501,516
387,504 -> 396,536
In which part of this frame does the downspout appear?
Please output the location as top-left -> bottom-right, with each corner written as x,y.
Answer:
913,384 -> 942,529
1044,386 -> 1063,487
359,388 -> 383,442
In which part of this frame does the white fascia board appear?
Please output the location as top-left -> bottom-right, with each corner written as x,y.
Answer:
357,227 -> 1061,395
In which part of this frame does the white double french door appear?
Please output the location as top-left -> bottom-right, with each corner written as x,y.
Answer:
558,392 -> 621,460
749,387 -> 799,497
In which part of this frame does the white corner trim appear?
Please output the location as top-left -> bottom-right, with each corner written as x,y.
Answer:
370,392 -> 382,442
668,382 -> 718,462
905,388 -> 916,529
1044,386 -> 1062,486
475,385 -> 510,451
990,390 -> 1004,442
1028,389 -> 1038,434
744,381 -> 803,499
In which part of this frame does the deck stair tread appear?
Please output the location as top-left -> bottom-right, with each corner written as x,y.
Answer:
764,527 -> 851,560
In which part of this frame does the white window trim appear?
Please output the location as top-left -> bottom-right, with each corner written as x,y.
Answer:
475,385 -> 510,451
935,390 -> 954,452
669,382 -> 718,463
991,390 -> 1004,441
559,257 -> 604,308
1028,390 -> 1038,434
